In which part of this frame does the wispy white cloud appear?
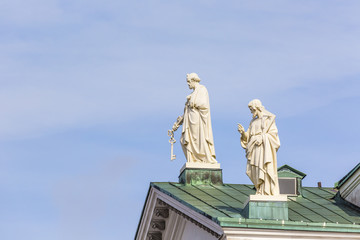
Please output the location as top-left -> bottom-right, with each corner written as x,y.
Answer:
1,2 -> 360,240
0,0 -> 359,141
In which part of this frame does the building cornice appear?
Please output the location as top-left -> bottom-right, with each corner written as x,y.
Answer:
223,227 -> 360,239
135,185 -> 224,239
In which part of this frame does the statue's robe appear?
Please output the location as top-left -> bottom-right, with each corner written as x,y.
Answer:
180,84 -> 217,163
241,112 -> 280,195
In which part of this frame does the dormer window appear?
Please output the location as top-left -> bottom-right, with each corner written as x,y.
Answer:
279,178 -> 297,195
278,165 -> 307,196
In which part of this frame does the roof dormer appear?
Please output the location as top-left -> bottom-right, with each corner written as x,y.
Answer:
278,165 -> 306,196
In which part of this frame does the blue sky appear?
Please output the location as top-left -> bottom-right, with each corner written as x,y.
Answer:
1,1 -> 360,239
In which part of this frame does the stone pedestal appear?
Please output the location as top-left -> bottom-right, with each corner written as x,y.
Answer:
243,195 -> 288,220
179,163 -> 222,185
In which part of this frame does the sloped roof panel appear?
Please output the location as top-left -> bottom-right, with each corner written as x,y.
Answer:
151,182 -> 360,232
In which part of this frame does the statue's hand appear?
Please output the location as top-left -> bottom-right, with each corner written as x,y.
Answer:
172,115 -> 183,132
189,101 -> 196,109
255,135 -> 262,145
172,123 -> 179,132
237,123 -> 245,134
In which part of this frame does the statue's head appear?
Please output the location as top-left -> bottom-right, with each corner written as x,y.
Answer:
248,99 -> 264,118
186,73 -> 201,89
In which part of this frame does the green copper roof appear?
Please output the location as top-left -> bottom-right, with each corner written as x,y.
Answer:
151,182 -> 360,232
278,165 -> 307,179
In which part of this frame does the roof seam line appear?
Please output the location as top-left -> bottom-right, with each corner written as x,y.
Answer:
192,185 -> 243,215
168,182 -> 232,218
210,184 -> 245,204
287,198 -> 315,222
302,188 -> 354,223
226,184 -> 254,200
288,197 -> 333,223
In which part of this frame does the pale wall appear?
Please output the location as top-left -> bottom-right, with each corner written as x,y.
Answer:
181,219 -> 218,240
344,182 -> 360,207
340,168 -> 360,208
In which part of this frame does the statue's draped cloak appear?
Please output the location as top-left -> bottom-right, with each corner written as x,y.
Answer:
241,112 -> 280,195
181,84 -> 217,163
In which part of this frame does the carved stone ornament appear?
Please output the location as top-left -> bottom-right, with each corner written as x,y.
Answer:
156,198 -> 221,238
154,207 -> 169,218
151,219 -> 165,230
147,232 -> 162,240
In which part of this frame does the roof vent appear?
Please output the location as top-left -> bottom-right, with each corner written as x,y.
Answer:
278,165 -> 306,196
279,178 -> 297,195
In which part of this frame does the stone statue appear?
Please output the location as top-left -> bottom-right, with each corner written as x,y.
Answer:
170,73 -> 217,164
237,99 -> 280,195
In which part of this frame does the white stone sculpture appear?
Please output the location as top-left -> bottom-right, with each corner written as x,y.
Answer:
238,99 -> 280,195
170,73 -> 217,164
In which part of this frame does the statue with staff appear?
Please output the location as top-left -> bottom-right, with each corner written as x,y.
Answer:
168,73 -> 217,164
